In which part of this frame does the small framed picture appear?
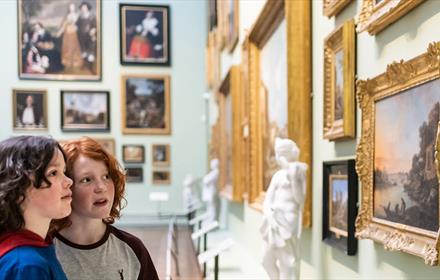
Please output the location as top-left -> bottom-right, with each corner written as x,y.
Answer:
61,90 -> 110,132
121,75 -> 170,135
322,159 -> 358,255
119,4 -> 170,66
152,170 -> 170,185
126,167 -> 143,183
12,89 -> 48,130
122,145 -> 145,163
95,138 -> 116,156
152,144 -> 170,166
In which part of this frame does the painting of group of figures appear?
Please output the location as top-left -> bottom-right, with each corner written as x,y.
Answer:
374,79 -> 440,232
18,0 -> 100,80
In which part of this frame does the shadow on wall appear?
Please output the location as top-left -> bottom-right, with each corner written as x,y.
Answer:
335,0 -> 359,27
375,0 -> 440,53
230,200 -> 245,221
372,241 -> 440,278
335,140 -> 357,158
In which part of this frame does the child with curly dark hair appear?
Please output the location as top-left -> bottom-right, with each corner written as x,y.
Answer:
52,137 -> 158,280
0,135 -> 73,279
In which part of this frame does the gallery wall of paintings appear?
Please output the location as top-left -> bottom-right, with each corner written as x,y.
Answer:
207,0 -> 440,278
0,0 -> 208,216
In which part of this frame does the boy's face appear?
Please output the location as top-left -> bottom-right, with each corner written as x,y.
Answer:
22,148 -> 73,221
69,155 -> 115,222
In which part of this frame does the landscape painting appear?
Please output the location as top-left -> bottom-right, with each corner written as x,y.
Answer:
374,79 -> 440,232
329,174 -> 348,237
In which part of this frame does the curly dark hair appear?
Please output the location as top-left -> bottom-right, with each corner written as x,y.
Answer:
0,136 -> 65,234
52,137 -> 126,230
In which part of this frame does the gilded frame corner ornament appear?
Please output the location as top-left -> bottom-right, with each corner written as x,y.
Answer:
323,0 -> 352,18
355,41 -> 440,265
356,0 -> 424,35
323,19 -> 355,141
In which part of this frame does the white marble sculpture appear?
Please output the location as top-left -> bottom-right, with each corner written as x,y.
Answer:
260,137 -> 307,280
183,174 -> 200,211
202,158 -> 219,224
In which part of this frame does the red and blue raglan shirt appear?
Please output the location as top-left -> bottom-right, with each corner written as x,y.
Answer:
0,230 -> 67,280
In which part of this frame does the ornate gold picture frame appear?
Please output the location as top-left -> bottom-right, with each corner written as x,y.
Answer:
216,66 -> 244,202
323,19 -> 355,141
323,0 -> 352,18
356,0 -> 424,35
121,74 -> 171,135
247,0 -> 312,227
356,42 -> 440,265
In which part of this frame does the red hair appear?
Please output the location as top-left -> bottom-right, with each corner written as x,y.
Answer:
52,137 -> 126,230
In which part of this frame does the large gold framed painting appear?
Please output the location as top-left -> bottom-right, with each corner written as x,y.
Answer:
356,42 -> 440,265
18,0 -> 101,80
246,0 -> 312,227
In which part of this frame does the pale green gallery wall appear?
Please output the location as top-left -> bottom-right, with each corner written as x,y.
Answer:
0,0 -> 207,218
216,0 -> 440,279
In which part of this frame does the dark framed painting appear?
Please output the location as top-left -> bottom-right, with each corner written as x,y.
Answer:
120,4 -> 170,66
18,0 -> 101,81
13,89 -> 48,130
123,145 -> 145,164
323,159 -> 358,255
152,170 -> 170,185
61,90 -> 110,132
152,144 -> 170,166
121,75 -> 171,135
126,167 -> 143,183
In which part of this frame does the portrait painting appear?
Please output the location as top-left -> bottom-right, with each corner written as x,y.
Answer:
61,90 -> 109,132
13,89 -> 47,130
260,19 -> 288,192
152,170 -> 170,185
152,144 -> 170,166
123,145 -> 145,164
18,0 -> 101,80
323,20 -> 355,140
374,79 -> 440,232
126,167 -> 143,183
121,75 -> 170,135
120,4 -> 170,66
323,160 -> 357,255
